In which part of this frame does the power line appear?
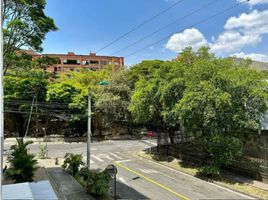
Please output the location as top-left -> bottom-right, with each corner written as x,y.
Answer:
96,0 -> 185,53
124,0 -> 246,58
113,0 -> 219,55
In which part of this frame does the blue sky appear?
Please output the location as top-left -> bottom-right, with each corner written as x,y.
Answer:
42,0 -> 268,66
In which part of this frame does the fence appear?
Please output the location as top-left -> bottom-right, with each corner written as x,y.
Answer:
155,131 -> 268,183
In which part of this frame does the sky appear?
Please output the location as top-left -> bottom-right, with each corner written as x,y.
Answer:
42,0 -> 268,66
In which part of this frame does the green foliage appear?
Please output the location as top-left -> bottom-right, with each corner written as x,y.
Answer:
129,47 -> 268,176
62,153 -> 85,176
38,143 -> 47,159
4,69 -> 49,137
3,0 -> 58,72
5,70 -> 48,101
95,69 -> 133,126
78,167 -> 112,196
5,138 -> 38,183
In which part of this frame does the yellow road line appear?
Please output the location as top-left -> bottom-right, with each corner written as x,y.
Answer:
114,161 -> 190,200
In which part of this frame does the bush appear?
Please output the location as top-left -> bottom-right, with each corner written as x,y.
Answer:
5,138 -> 38,183
78,167 -> 112,196
62,153 -> 84,175
197,135 -> 242,177
38,143 -> 47,159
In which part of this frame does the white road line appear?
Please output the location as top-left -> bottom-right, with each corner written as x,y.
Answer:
83,156 -> 95,164
109,152 -> 122,159
92,155 -> 104,162
138,168 -> 159,174
118,177 -> 128,185
117,159 -> 133,163
142,140 -> 157,146
116,152 -> 124,156
99,153 -> 114,161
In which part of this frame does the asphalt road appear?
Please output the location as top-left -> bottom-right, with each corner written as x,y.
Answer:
4,139 -> 254,200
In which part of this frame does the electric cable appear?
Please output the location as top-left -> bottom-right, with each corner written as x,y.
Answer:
96,0 -> 185,53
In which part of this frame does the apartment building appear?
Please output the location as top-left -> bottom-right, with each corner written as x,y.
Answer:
27,50 -> 124,73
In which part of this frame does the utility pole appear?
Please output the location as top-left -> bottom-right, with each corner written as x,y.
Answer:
0,0 -> 4,198
87,89 -> 91,169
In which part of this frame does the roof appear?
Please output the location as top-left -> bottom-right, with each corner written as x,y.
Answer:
3,180 -> 58,200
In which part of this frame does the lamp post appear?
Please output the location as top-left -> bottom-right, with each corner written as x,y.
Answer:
87,89 -> 91,169
87,81 -> 109,169
42,127 -> 48,158
0,0 -> 4,198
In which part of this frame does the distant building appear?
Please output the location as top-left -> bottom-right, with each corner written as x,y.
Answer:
25,50 -> 124,73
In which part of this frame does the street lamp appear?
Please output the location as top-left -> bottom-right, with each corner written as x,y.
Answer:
42,127 -> 48,158
0,0 -> 4,198
87,81 -> 109,169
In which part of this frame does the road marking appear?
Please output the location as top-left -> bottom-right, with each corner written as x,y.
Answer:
118,177 -> 128,185
99,153 -> 114,161
114,161 -> 190,200
92,155 -> 104,162
83,156 -> 95,164
138,168 -> 159,174
142,140 -> 157,146
109,152 -> 122,159
116,152 -> 124,156
117,159 -> 133,163
142,158 -> 254,199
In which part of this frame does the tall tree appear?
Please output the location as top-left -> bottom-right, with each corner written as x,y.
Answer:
3,0 -> 58,73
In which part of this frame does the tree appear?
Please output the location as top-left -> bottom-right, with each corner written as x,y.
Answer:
129,47 -> 268,175
46,69 -> 110,135
4,69 -> 48,137
173,48 -> 268,175
95,70 -> 134,134
33,56 -> 61,71
3,0 -> 58,72
5,138 -> 38,183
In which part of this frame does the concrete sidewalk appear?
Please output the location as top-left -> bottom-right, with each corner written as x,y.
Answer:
45,167 -> 94,200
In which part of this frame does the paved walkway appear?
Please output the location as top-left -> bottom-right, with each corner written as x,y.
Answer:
45,167 -> 94,200
222,170 -> 268,192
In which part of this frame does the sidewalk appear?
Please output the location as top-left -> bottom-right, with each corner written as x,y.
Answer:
37,158 -> 94,200
45,167 -> 94,200
221,170 -> 268,192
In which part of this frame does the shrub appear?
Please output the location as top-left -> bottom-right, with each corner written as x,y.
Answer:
38,143 -> 47,159
5,138 -> 38,183
62,153 -> 84,175
198,135 -> 242,177
78,167 -> 112,196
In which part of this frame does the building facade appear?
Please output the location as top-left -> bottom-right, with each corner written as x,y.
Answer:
29,51 -> 124,73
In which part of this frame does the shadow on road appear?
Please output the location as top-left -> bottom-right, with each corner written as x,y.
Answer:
109,179 -> 150,200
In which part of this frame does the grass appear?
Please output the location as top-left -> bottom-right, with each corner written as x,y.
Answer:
137,151 -> 268,199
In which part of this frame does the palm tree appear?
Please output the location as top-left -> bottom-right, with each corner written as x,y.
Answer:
5,138 -> 38,183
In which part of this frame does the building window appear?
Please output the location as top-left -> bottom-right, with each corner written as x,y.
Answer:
63,59 -> 80,65
90,60 -> 99,64
82,60 -> 90,65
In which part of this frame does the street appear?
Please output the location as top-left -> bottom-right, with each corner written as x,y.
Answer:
5,139 -> 254,200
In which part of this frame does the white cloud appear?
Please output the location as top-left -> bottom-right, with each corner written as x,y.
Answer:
237,0 -> 268,6
231,52 -> 268,62
166,28 -> 208,52
224,10 -> 268,34
211,9 -> 268,54
165,9 -> 268,55
210,31 -> 261,53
